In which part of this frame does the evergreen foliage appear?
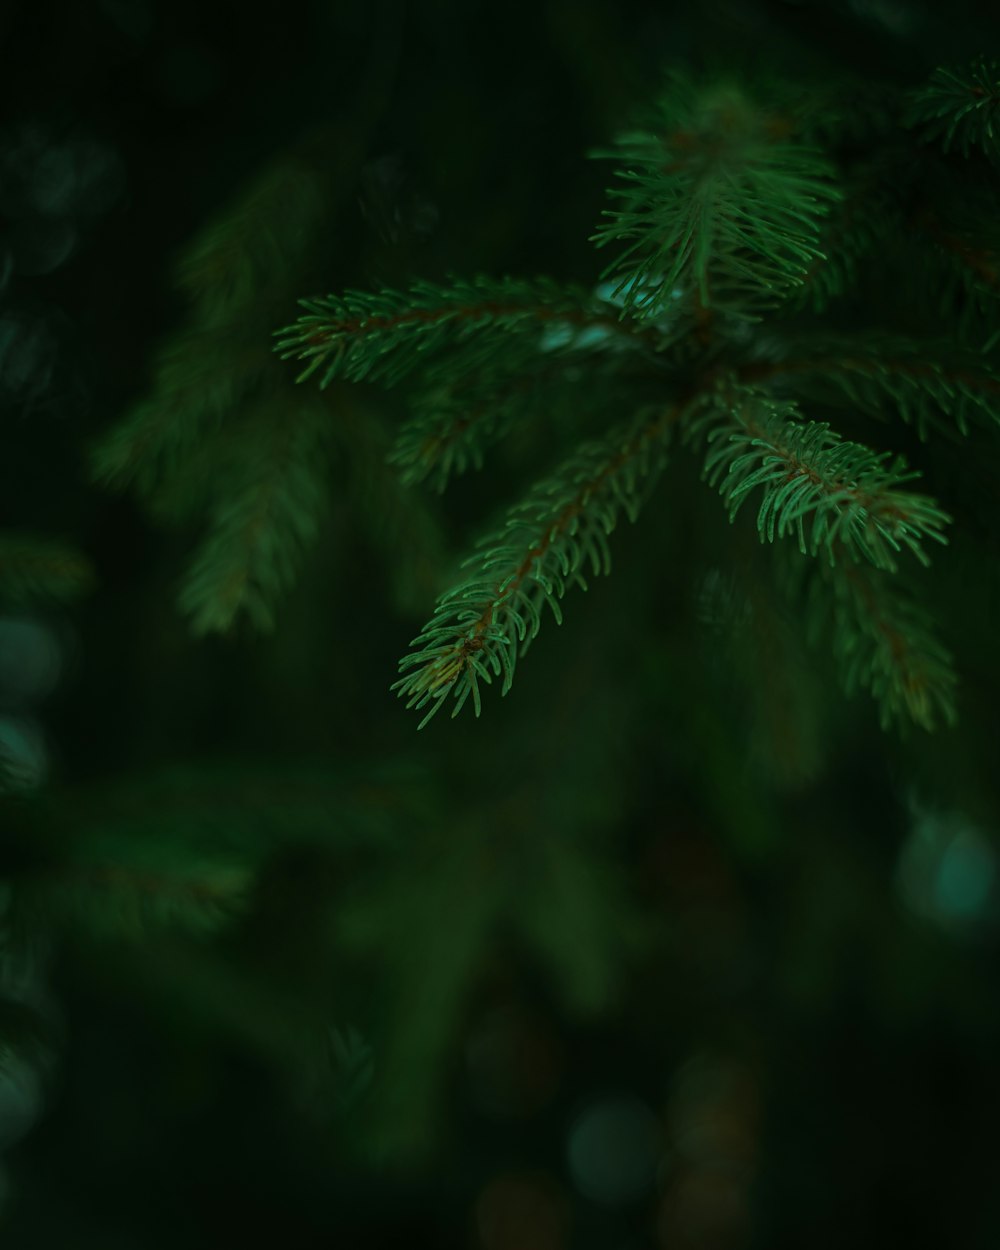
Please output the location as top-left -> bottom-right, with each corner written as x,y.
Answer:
62,47 -> 1000,1164
82,46 -> 992,736
907,59 -> 1000,165
275,276 -> 639,388
809,557 -> 958,732
176,397 -> 334,635
1,761 -> 402,939
90,143 -> 445,633
686,388 -> 950,571
391,402 -> 678,727
735,333 -> 1000,439
588,73 -> 841,320
0,534 -> 94,605
267,61 -> 1000,733
8,7 -> 1000,1239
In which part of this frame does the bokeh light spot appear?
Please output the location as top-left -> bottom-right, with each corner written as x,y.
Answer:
0,313 -> 56,401
0,1057 -> 43,1151
0,617 -> 62,707
934,832 -> 995,919
0,716 -> 48,791
896,798 -> 998,931
567,1094 -> 663,1205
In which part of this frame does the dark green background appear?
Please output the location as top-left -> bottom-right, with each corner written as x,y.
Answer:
1,1 -> 1000,1246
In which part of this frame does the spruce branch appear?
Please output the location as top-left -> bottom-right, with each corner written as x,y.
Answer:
687,389 -> 950,572
386,336 -> 564,492
0,534 -> 95,604
178,399 -> 333,635
389,348 -> 647,493
91,150 -> 337,497
391,401 -> 684,727
175,157 -> 329,325
91,326 -> 271,495
388,376 -> 520,493
590,74 -> 840,321
49,859 -> 251,937
738,337 -> 1000,438
907,60 -> 1000,165
803,555 -> 957,731
4,759 -> 410,943
275,276 -> 637,390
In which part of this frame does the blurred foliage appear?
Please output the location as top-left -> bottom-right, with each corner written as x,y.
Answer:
1,1 -> 1000,1249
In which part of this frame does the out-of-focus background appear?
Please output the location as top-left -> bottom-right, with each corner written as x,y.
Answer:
1,1 -> 1000,1246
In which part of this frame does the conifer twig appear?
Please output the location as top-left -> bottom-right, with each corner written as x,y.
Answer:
907,59 -> 1000,165
806,555 -> 957,731
736,339 -> 1000,437
591,73 -> 840,320
178,399 -> 333,634
389,349 -> 647,492
275,277 -> 640,390
688,389 -> 950,572
392,399 -> 690,727
0,534 -> 95,603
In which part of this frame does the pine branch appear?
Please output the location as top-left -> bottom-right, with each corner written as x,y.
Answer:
92,142 -> 335,498
391,401 -> 684,727
5,759 -> 413,943
49,859 -> 251,937
389,348 -> 647,493
91,325 -> 272,495
907,60 -> 1000,165
687,388 -> 950,571
389,376 -> 524,494
800,553 -> 958,732
175,157 -> 329,325
386,336 -> 564,492
0,534 -> 94,604
737,336 -> 1000,438
275,276 -> 637,390
178,398 -> 333,634
590,73 -> 840,321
